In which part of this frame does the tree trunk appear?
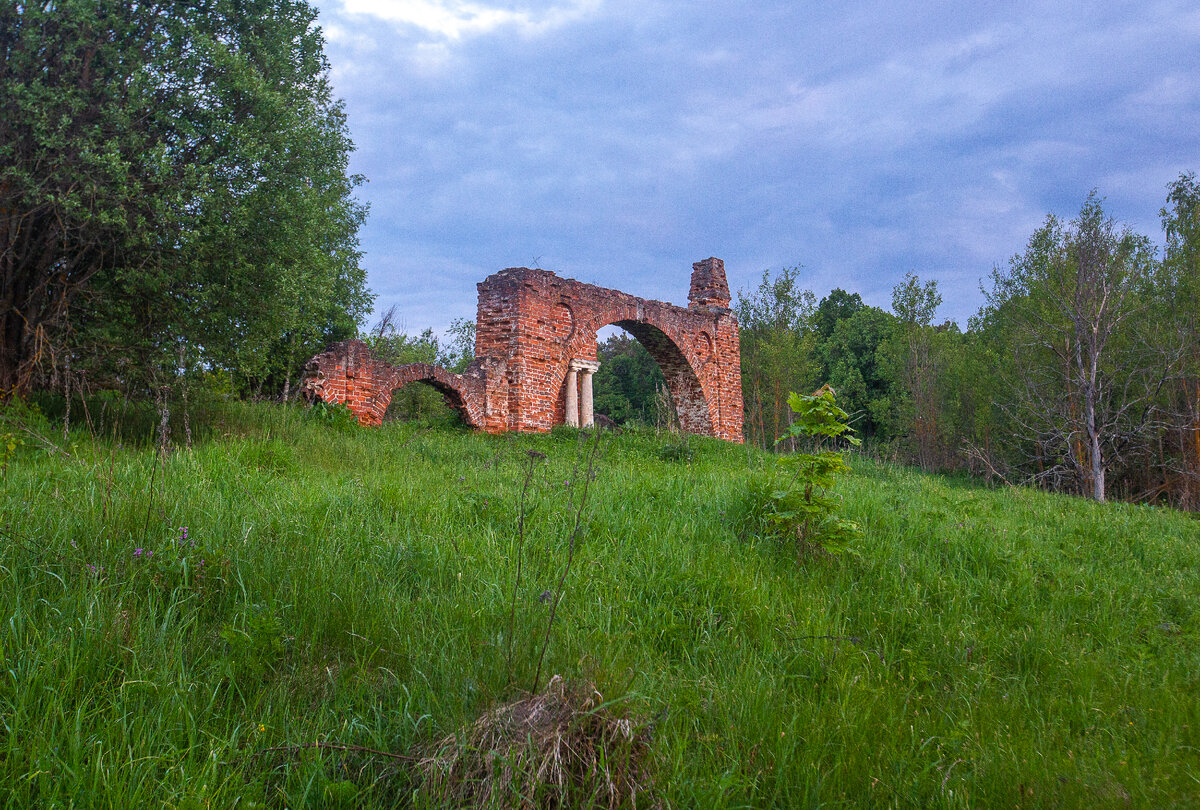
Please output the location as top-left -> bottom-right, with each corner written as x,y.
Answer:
1085,351 -> 1105,502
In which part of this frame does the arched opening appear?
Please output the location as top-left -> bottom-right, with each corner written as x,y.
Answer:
383,379 -> 469,427
592,327 -> 665,426
592,320 -> 712,434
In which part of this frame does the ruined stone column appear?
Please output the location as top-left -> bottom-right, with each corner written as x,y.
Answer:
581,368 -> 594,428
565,366 -> 579,427
568,359 -> 600,428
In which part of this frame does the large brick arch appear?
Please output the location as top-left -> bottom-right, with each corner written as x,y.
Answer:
472,258 -> 742,441
303,258 -> 743,442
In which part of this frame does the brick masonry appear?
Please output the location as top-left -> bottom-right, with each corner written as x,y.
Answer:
302,258 -> 743,442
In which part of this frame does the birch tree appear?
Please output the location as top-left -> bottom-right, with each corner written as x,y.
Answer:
981,193 -> 1158,501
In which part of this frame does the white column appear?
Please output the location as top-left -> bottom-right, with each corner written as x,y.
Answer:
564,367 -> 579,427
567,359 -> 600,428
581,368 -> 594,427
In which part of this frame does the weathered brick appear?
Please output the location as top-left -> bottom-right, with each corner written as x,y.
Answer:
302,259 -> 743,442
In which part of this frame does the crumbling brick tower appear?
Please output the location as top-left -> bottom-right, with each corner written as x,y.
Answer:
303,258 -> 743,442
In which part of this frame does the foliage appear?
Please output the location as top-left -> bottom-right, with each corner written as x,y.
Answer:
363,310 -> 470,423
817,296 -> 896,439
725,176 -> 1200,509
657,434 -> 694,463
441,317 -> 478,374
978,192 -> 1160,501
876,273 -> 957,471
814,288 -> 866,340
220,606 -> 289,685
305,400 -> 361,431
592,332 -> 664,425
743,386 -> 862,559
1158,172 -> 1200,509
0,431 -> 23,476
736,267 -> 820,449
0,0 -> 370,398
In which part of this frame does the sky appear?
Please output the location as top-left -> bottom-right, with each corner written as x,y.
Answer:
311,0 -> 1200,332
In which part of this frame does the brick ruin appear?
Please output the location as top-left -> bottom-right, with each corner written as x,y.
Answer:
302,258 -> 744,442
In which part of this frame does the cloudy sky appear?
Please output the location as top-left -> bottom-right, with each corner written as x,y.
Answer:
312,0 -> 1200,331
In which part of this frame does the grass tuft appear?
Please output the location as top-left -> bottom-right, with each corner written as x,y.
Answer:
418,674 -> 654,809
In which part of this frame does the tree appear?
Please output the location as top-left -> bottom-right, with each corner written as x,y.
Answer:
881,272 -> 946,470
979,193 -> 1159,501
592,332 -> 664,425
0,0 -> 369,398
814,288 -> 864,341
362,307 -> 445,421
441,317 -> 477,374
814,294 -> 896,440
736,267 -> 820,449
1158,172 -> 1200,508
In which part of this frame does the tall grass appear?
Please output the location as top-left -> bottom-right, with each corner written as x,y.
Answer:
0,399 -> 1197,807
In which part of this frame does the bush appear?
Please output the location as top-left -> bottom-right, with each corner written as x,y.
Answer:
657,435 -> 693,463
741,386 -> 862,559
304,400 -> 360,431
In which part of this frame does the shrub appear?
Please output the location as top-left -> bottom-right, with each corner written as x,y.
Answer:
657,435 -> 693,463
220,605 -> 288,685
742,385 -> 862,559
305,400 -> 360,431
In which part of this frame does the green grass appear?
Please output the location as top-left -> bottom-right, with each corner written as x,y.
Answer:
1,400 -> 1197,807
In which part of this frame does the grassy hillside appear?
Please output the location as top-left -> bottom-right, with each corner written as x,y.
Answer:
1,401 -> 1197,808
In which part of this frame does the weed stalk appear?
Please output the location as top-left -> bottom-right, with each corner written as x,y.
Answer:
531,428 -> 601,694
506,450 -> 543,685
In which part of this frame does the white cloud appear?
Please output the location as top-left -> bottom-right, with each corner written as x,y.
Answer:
337,0 -> 601,39
313,0 -> 1200,329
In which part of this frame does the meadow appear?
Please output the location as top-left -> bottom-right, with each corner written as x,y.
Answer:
1,399 -> 1197,808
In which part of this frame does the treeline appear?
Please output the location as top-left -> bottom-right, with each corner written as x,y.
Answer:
1,0 -> 370,402
739,178 -> 1200,510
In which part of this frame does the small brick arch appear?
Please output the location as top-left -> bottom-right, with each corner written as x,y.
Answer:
303,258 -> 743,442
302,347 -> 487,428
385,363 -> 483,427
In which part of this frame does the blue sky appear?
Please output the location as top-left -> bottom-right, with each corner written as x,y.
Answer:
312,0 -> 1200,331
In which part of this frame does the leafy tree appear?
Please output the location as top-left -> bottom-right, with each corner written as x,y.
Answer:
741,385 -> 862,561
736,267 -> 820,449
441,317 -> 477,374
878,273 -> 949,470
814,288 -> 864,340
1157,172 -> 1200,508
359,310 -> 480,422
592,332 -> 664,425
0,0 -> 370,398
815,296 -> 896,439
363,308 -> 448,422
979,193 -> 1159,501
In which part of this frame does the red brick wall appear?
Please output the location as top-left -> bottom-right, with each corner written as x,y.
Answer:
302,342 -> 489,428
473,258 -> 742,442
304,258 -> 744,442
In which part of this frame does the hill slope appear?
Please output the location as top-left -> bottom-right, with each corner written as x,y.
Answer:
1,402 -> 1197,807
